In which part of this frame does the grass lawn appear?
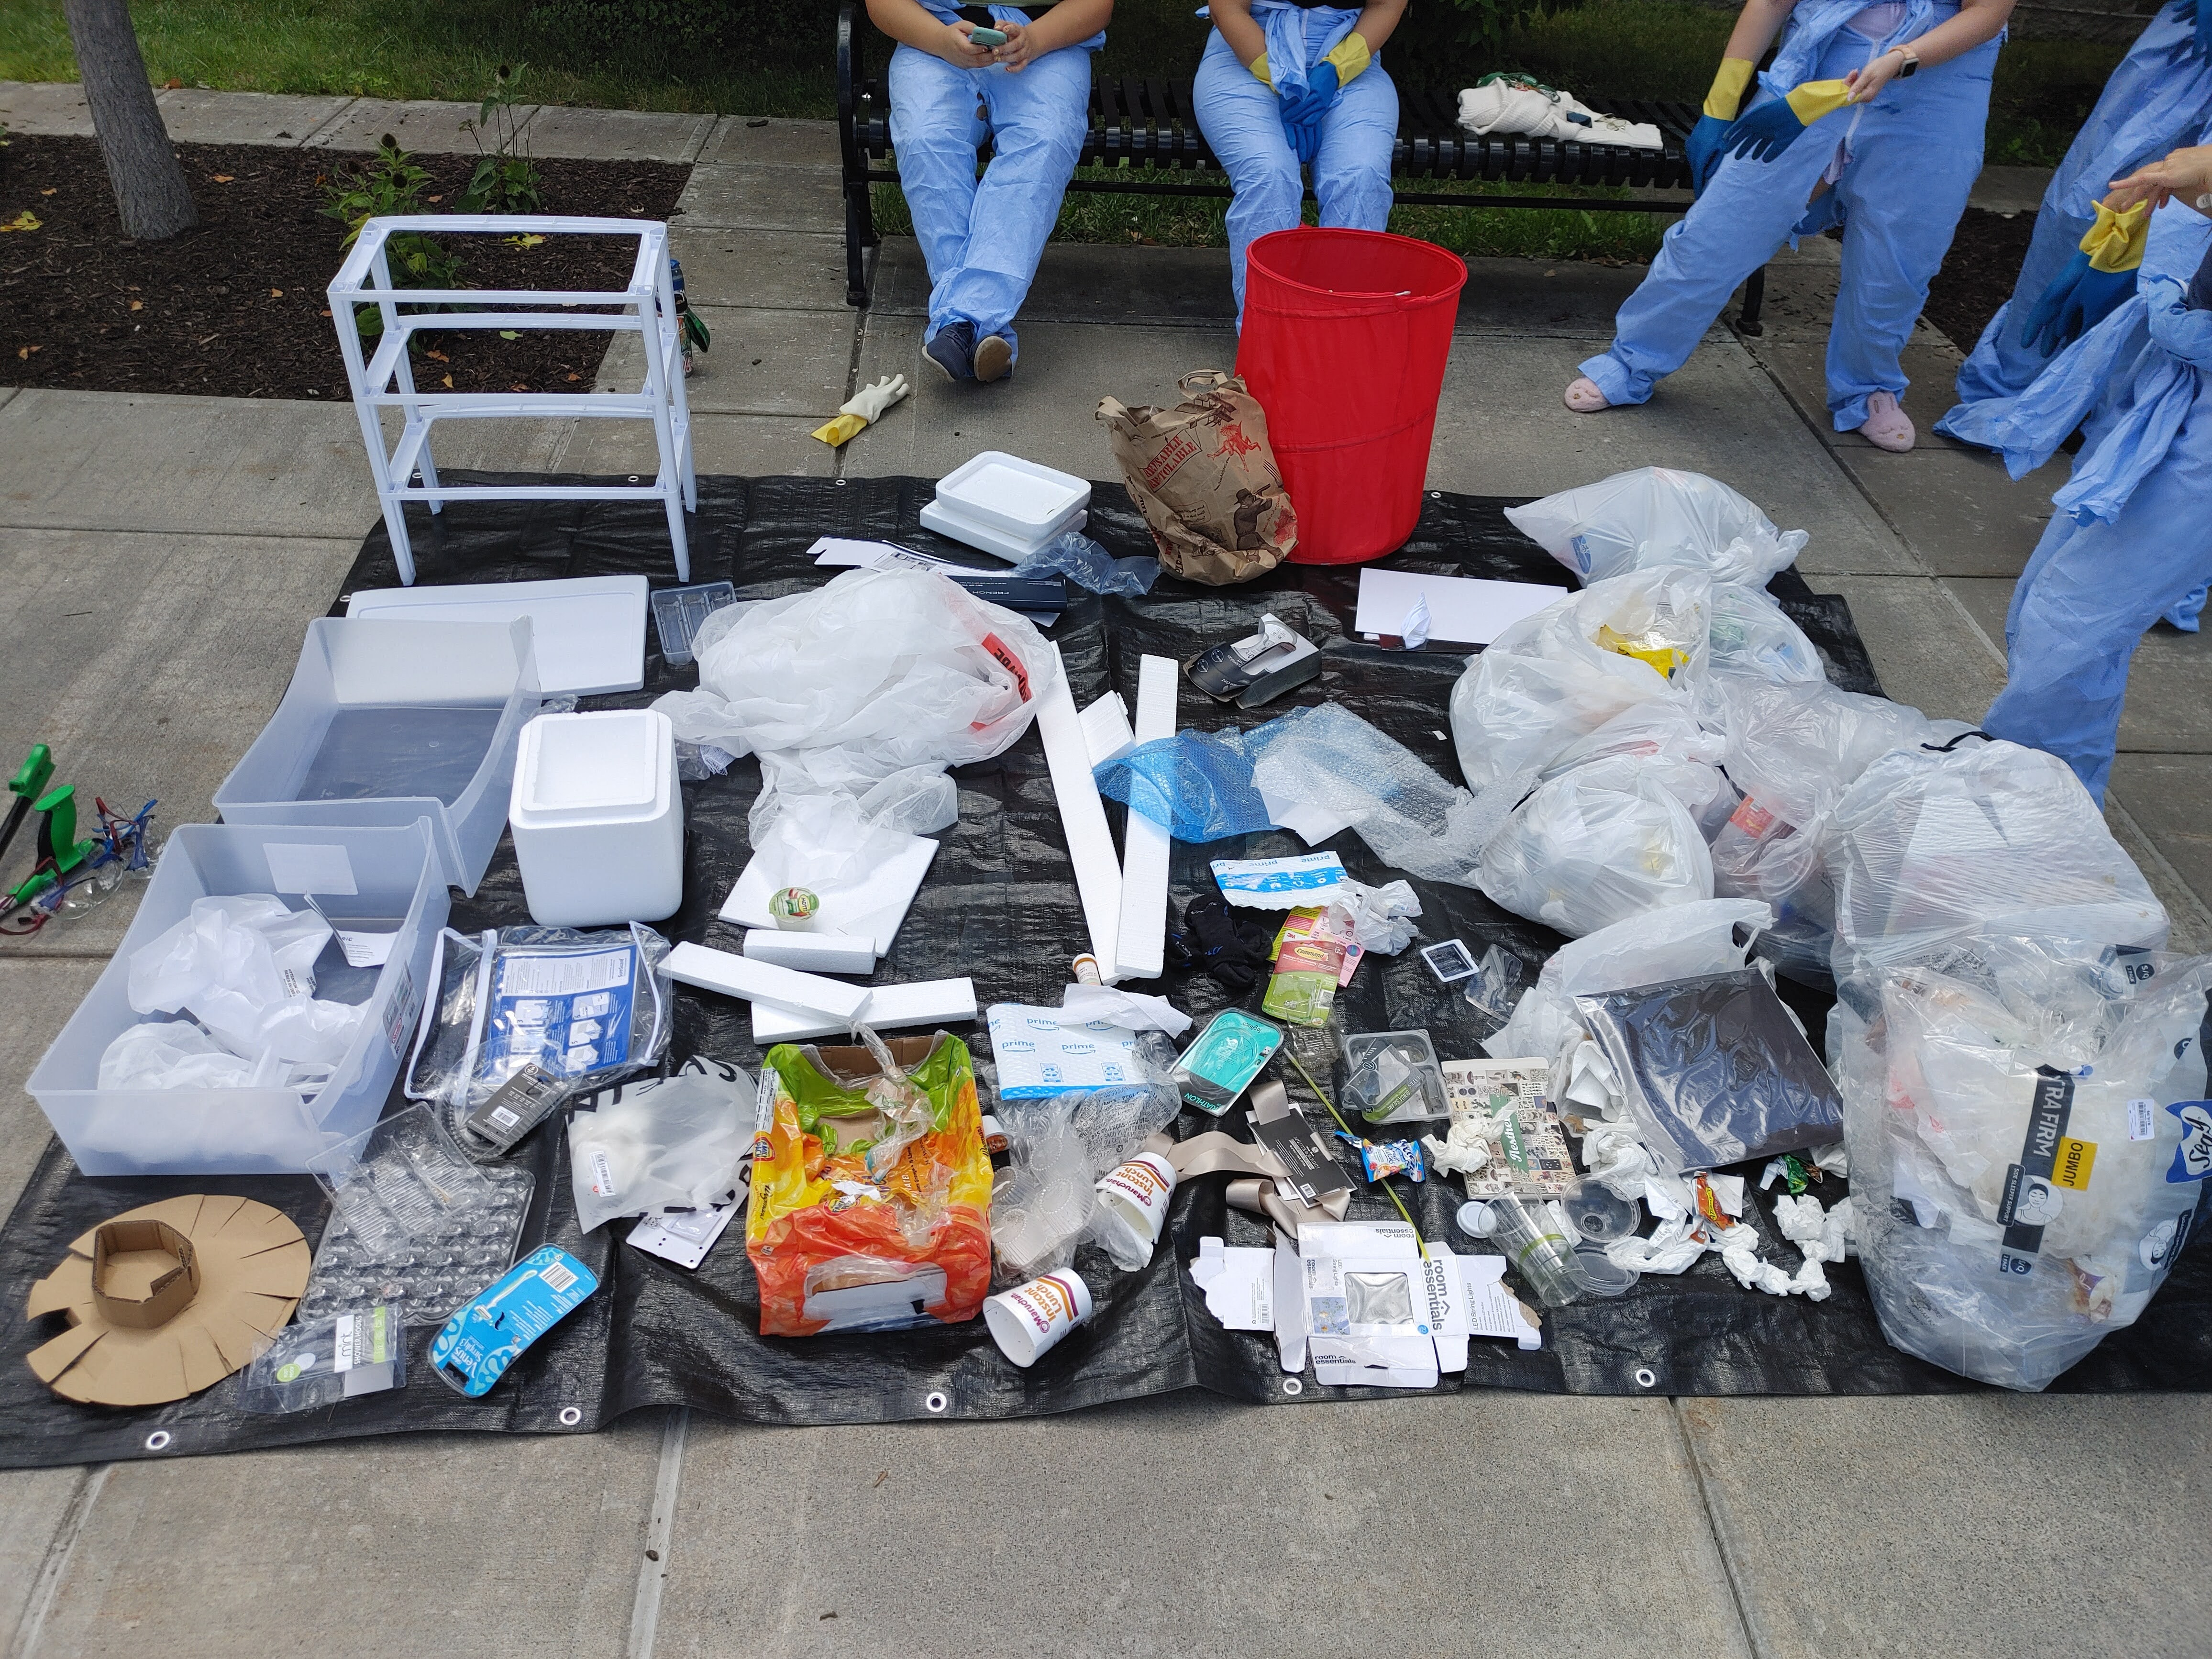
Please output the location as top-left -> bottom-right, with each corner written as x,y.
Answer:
0,0 -> 2132,256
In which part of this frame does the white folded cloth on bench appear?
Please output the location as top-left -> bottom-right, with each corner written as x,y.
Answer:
1457,74 -> 1663,150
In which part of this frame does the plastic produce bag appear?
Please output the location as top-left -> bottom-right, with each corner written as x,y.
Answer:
747,1031 -> 994,1337
653,567 -> 1051,832
1504,467 -> 1807,586
1831,935 -> 2212,1390
1010,531 -> 1159,596
97,1019 -> 336,1093
1450,569 -> 1712,792
406,923 -> 674,1123
569,1057 -> 752,1234
126,894 -> 365,1065
1702,582 -> 1826,692
1576,967 -> 1844,1174
1477,755 -> 1718,938
1827,737 -> 2168,977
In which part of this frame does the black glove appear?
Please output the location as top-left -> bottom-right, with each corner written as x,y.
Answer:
1169,896 -> 1275,993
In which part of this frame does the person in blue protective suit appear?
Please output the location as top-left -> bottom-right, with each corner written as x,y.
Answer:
1564,0 -> 2015,452
1979,178 -> 2212,801
1193,0 -> 1408,320
1939,0 -> 2212,420
870,0 -> 1113,383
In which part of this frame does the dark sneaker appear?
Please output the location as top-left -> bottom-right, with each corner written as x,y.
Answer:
973,332 -> 1014,384
925,321 -> 976,381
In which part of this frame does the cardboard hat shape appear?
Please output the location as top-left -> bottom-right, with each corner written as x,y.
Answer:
25,1194 -> 310,1407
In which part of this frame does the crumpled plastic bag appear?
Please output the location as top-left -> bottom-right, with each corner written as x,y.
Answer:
568,1057 -> 751,1234
1832,934 -> 2212,1389
1450,568 -> 1713,793
1010,531 -> 1160,596
126,894 -> 365,1065
1477,755 -> 1718,938
1701,581 -> 1826,692
1504,467 -> 1808,587
98,1019 -> 337,1093
653,566 -> 1051,834
1827,736 -> 2168,977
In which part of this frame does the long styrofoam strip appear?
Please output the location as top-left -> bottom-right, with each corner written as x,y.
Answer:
741,929 -> 878,976
1113,655 -> 1178,980
750,978 -> 977,1043
665,941 -> 874,1025
1036,644 -> 1122,981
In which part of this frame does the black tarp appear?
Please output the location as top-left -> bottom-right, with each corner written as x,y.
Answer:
4,472 -> 2207,1470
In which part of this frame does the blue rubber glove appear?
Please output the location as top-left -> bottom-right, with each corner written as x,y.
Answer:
1721,80 -> 1854,163
1685,113 -> 1733,195
2020,253 -> 2138,354
2177,0 -> 2212,60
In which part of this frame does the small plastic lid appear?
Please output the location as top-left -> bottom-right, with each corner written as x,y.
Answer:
1561,1185 -> 1641,1243
1456,1201 -> 1497,1239
1570,1244 -> 1639,1298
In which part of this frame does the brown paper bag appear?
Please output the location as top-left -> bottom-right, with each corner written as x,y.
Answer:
1095,371 -> 1296,584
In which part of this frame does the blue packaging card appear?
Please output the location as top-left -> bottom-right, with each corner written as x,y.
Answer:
430,1246 -> 600,1397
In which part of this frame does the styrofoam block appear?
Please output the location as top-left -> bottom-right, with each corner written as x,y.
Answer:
718,836 -> 936,956
750,978 -> 977,1043
1079,691 -> 1137,768
1113,655 -> 1178,981
742,929 -> 877,975
1036,645 -> 1122,981
665,941 -> 874,1026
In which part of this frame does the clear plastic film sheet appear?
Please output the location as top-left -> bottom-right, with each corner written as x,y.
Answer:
0,473 -> 2207,1469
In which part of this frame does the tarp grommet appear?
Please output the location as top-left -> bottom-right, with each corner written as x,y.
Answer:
1634,1367 -> 1658,1390
559,1406 -> 583,1427
924,1391 -> 949,1414
1281,1377 -> 1304,1397
144,1430 -> 172,1451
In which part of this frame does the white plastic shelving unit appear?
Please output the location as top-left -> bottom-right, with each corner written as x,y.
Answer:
327,214 -> 697,584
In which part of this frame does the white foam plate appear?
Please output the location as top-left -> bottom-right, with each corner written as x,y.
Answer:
934,451 -> 1091,538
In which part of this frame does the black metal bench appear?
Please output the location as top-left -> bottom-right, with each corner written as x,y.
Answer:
833,2 -> 1769,330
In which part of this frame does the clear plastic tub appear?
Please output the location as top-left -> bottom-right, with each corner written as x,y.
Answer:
214,617 -> 542,895
1341,1029 -> 1448,1126
25,822 -> 449,1176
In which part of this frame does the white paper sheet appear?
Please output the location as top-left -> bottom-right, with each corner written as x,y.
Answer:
1353,568 -> 1566,646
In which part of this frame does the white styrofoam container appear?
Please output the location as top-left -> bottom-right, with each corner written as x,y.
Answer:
26,822 -> 447,1176
345,574 -> 649,697
918,495 -> 1087,564
509,708 -> 683,927
934,452 -> 1091,538
214,616 -> 541,895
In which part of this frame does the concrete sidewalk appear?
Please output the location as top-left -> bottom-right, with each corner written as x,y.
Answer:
1,82 -> 2208,1659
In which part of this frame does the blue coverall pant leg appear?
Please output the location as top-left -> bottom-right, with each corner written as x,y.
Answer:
1983,390 -> 2212,801
1192,26 -> 1398,318
1582,34 -> 1995,427
888,42 -> 1093,354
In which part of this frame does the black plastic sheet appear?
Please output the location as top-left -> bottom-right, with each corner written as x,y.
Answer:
3,472 -> 2206,1470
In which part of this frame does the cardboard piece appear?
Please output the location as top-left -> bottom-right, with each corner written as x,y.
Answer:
25,1195 -> 310,1407
91,1219 -> 201,1329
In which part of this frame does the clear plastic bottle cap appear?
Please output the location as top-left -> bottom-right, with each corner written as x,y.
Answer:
1457,1200 -> 1497,1238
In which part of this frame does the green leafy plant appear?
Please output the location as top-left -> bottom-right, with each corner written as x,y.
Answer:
458,62 -> 544,215
321,136 -> 461,335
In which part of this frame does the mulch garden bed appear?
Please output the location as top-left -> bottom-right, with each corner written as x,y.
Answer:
0,134 -> 690,399
1923,205 -> 2041,354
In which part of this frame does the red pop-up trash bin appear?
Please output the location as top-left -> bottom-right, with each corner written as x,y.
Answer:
1235,228 -> 1466,565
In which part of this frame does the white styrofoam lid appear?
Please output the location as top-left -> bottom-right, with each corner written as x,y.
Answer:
346,575 -> 649,697
934,452 -> 1090,537
517,710 -> 668,818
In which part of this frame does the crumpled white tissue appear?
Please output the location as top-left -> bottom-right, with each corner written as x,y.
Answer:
1058,983 -> 1193,1037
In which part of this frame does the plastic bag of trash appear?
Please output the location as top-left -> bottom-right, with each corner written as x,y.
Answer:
1827,736 -> 2168,977
1538,701 -> 1737,838
1702,582 -> 1826,690
1450,568 -> 1712,792
1831,934 -> 2212,1390
568,1056 -> 751,1234
1477,754 -> 1717,938
1505,467 -> 1808,586
653,567 -> 1051,831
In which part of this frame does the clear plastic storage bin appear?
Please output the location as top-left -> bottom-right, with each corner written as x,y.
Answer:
26,821 -> 449,1175
213,617 -> 541,894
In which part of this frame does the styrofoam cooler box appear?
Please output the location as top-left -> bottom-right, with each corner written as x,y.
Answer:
213,616 -> 542,895
26,821 -> 449,1176
509,708 -> 683,926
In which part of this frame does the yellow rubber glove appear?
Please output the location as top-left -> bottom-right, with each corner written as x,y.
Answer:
1250,52 -> 1273,89
1702,55 -> 1754,121
1321,32 -> 1371,88
1780,78 -> 1854,126
2081,199 -> 2151,273
812,413 -> 869,447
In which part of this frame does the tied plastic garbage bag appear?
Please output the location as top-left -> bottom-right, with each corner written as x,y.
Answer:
1538,702 -> 1738,838
1504,467 -> 1808,586
568,1057 -> 752,1235
1450,568 -> 1713,792
1576,967 -> 1844,1175
1010,531 -> 1160,596
653,567 -> 1051,832
1827,737 -> 2168,978
98,1019 -> 337,1093
1831,935 -> 2212,1390
126,894 -> 365,1066
1477,754 -> 1719,938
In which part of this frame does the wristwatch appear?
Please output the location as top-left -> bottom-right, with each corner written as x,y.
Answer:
1890,46 -> 1919,77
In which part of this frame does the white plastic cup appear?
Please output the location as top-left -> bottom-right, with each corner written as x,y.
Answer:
983,1270 -> 1094,1368
1094,1150 -> 1177,1272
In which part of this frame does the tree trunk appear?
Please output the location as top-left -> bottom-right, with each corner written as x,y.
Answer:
64,0 -> 198,242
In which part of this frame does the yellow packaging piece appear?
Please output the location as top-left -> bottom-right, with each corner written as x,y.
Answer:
1595,624 -> 1689,679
